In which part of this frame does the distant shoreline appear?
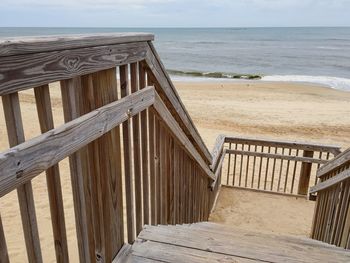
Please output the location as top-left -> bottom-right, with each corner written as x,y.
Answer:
169,71 -> 350,92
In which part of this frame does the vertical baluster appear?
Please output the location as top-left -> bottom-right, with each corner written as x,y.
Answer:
298,150 -> 313,195
0,214 -> 9,263
167,132 -> 174,224
61,78 -> 94,263
173,142 -> 179,224
251,145 -> 257,188
2,93 -> 43,263
257,146 -> 264,189
239,144 -> 244,186
34,85 -> 69,263
140,63 -> 150,226
93,68 -> 124,260
130,63 -> 143,235
120,65 -> 136,243
155,115 -> 161,224
264,146 -> 271,190
283,148 -> 292,193
270,147 -> 278,191
290,150 -> 299,194
148,107 -> 156,225
226,143 -> 232,185
232,143 -> 238,186
245,145 -> 251,187
277,148 -> 285,191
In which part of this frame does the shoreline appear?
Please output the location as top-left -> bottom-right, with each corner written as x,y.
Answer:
170,74 -> 350,92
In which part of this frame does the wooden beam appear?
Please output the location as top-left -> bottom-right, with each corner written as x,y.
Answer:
224,136 -> 341,155
2,93 -> 43,263
0,33 -> 154,57
317,148 -> 350,178
0,42 -> 148,95
310,170 -> 350,194
153,93 -> 215,181
225,149 -> 326,165
34,84 -> 69,263
0,87 -> 155,197
298,150 -> 314,195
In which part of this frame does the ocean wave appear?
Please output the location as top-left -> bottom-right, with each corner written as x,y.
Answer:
167,69 -> 261,80
262,75 -> 350,91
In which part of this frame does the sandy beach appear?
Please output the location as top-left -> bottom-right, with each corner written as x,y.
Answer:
1,81 -> 350,262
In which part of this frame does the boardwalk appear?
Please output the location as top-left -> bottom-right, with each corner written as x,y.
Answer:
117,222 -> 350,263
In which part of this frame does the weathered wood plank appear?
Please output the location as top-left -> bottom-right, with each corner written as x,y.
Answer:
225,149 -> 326,164
139,62 -> 150,226
132,239 -> 258,263
2,92 -> 43,263
317,148 -> 350,178
0,33 -> 154,56
310,170 -> 350,193
0,87 -> 155,197
0,42 -> 148,95
34,84 -> 69,263
120,64 -> 136,243
61,77 -> 95,263
138,223 -> 350,263
298,150 -> 314,195
90,68 -> 124,261
225,136 -> 341,155
130,62 -> 143,235
0,215 -> 9,263
153,93 -> 215,181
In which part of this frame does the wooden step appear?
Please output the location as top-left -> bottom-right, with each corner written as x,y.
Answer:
123,222 -> 350,263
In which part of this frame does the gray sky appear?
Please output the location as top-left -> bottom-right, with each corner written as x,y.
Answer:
1,0 -> 350,27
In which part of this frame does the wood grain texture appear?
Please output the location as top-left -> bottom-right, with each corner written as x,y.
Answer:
153,93 -> 215,181
0,215 -> 9,263
34,84 -> 69,263
130,62 -> 143,235
225,149 -> 326,164
120,64 -> 136,243
310,170 -> 350,193
90,68 -> 124,261
298,150 -> 314,195
0,86 -> 155,197
2,93 -> 43,263
139,62 -> 150,226
0,33 -> 154,56
317,148 -> 350,178
61,77 -> 95,263
132,223 -> 350,263
0,42 -> 148,95
225,136 -> 341,155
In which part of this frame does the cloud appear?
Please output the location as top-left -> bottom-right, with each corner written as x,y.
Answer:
1,0 -> 174,9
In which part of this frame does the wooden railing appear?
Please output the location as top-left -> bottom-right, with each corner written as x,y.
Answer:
0,33 -> 220,263
310,148 -> 350,249
213,136 -> 341,197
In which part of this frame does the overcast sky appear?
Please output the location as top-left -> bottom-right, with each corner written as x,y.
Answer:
1,0 -> 350,27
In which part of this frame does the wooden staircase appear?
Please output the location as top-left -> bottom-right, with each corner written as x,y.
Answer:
116,222 -> 350,263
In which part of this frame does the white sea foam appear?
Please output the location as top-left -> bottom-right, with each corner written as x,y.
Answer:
262,75 -> 350,91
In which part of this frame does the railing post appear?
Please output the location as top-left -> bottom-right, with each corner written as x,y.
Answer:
298,150 -> 314,195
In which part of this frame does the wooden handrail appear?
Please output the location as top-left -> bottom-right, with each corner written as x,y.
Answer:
317,148 -> 350,178
0,33 -> 154,56
310,169 -> 350,193
0,87 -> 155,197
225,149 -> 328,164
225,136 -> 341,155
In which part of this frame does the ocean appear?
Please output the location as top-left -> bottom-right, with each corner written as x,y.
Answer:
1,27 -> 350,91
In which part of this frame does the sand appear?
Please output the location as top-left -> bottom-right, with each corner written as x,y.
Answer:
0,81 -> 349,261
